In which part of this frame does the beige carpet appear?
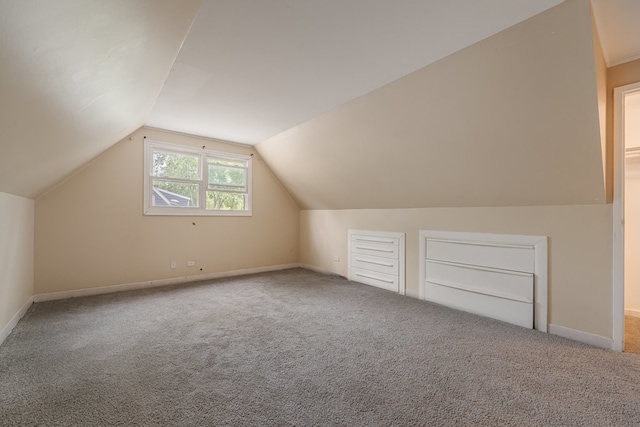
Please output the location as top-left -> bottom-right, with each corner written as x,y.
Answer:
625,315 -> 640,354
2,268 -> 640,426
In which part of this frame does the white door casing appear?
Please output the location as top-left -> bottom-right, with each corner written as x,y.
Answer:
612,81 -> 640,352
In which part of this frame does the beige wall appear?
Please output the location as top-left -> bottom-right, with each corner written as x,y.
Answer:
301,204 -> 613,338
591,6 -> 608,200
257,0 -> 605,210
608,59 -> 640,89
35,128 -> 300,294
0,192 -> 34,334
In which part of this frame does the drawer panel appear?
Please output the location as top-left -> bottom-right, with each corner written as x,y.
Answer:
426,260 -> 533,303
424,280 -> 533,329
426,239 -> 534,273
352,254 -> 399,276
351,241 -> 399,259
351,267 -> 399,292
351,235 -> 399,246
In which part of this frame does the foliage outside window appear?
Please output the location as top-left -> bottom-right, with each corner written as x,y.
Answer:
144,139 -> 252,216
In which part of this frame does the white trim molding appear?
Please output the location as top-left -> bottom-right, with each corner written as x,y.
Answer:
548,324 -> 613,350
612,81 -> 640,352
34,264 -> 300,302
625,308 -> 640,318
299,263 -> 345,277
0,297 -> 34,347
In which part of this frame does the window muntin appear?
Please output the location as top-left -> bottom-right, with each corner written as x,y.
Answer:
144,140 -> 252,216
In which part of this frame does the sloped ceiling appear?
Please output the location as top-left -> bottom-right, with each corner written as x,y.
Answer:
146,0 -> 563,144
0,0 -> 638,202
0,0 -> 202,198
591,0 -> 640,67
255,0 -> 606,209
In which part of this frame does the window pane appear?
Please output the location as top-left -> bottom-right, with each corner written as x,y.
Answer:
152,180 -> 199,207
153,150 -> 199,180
206,191 -> 245,210
145,140 -> 252,216
208,163 -> 246,192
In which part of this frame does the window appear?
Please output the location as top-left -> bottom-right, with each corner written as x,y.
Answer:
144,139 -> 252,216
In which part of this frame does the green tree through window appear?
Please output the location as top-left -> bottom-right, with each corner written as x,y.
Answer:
207,159 -> 247,210
145,140 -> 252,216
153,151 -> 200,206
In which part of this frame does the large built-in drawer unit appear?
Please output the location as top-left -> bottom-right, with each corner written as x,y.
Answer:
348,230 -> 405,295
419,230 -> 548,331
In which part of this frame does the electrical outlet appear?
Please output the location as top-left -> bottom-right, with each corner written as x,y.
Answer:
333,256 -> 340,262
187,260 -> 195,267
170,260 -> 176,269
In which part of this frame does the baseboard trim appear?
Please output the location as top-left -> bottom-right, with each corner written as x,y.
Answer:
0,296 -> 34,347
34,264 -> 301,303
548,324 -> 613,349
299,264 -> 344,277
625,308 -> 640,318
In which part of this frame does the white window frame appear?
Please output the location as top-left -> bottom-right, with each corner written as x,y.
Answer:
143,139 -> 252,216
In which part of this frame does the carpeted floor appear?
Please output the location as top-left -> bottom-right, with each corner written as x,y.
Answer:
2,268 -> 640,426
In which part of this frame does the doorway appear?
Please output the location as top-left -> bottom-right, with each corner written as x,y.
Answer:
613,82 -> 640,352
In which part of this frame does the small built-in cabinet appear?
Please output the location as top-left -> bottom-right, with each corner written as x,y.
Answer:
348,230 -> 405,294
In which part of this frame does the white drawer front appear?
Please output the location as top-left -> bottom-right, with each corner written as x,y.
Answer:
351,267 -> 399,292
351,241 -> 399,259
348,230 -> 405,295
351,235 -> 399,246
426,260 -> 533,303
426,239 -> 534,273
352,254 -> 399,276
424,280 -> 533,329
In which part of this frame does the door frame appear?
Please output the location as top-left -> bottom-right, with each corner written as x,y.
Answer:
613,81 -> 640,351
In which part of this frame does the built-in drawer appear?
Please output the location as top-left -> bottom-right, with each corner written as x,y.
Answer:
348,229 -> 405,294
351,235 -> 399,246
419,230 -> 546,331
350,267 -> 399,293
425,259 -> 533,303
351,239 -> 399,259
425,238 -> 534,273
351,254 -> 399,276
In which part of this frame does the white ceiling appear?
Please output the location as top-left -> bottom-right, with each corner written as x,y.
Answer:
0,0 -> 202,198
591,0 -> 640,67
2,0 -> 640,198
146,0 -> 565,145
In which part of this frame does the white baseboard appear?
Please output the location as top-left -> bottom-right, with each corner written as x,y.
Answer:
548,324 -> 613,349
299,263 -> 345,278
34,263 -> 301,302
625,308 -> 640,318
0,296 -> 34,347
